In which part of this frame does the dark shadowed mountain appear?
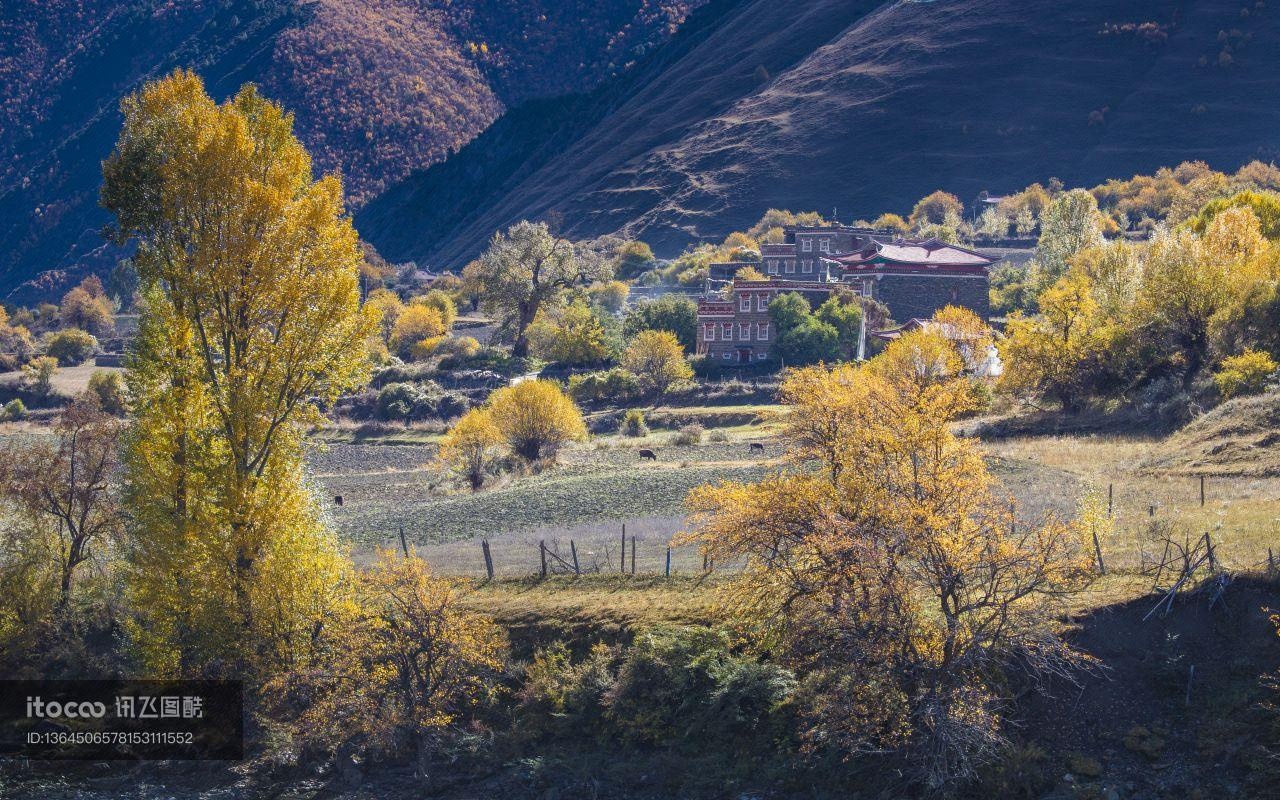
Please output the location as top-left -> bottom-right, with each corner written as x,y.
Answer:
0,0 -> 702,297
358,0 -> 1280,269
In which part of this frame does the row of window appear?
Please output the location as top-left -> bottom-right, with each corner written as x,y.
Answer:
799,237 -> 831,253
719,351 -> 770,362
763,260 -> 816,274
739,292 -> 772,311
704,322 -> 770,342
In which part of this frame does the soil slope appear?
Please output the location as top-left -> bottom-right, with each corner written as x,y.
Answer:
360,0 -> 1280,269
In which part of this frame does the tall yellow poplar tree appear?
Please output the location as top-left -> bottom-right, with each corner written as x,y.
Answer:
101,70 -> 379,675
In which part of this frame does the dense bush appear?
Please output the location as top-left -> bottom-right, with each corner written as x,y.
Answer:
619,408 -> 648,437
375,381 -> 470,422
672,423 -> 704,446
518,627 -> 795,747
44,328 -> 98,366
1214,349 -> 1278,399
1,399 -> 25,421
567,367 -> 642,404
86,370 -> 127,414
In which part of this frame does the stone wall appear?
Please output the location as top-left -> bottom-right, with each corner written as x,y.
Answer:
872,273 -> 989,324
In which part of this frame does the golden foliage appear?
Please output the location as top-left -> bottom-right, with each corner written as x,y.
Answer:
265,551 -> 505,769
393,305 -> 448,359
486,379 -> 587,462
101,70 -> 378,675
679,342 -> 1094,783
439,408 -> 505,490
620,329 -> 692,398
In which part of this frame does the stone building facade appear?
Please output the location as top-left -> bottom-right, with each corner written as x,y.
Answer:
695,279 -> 834,363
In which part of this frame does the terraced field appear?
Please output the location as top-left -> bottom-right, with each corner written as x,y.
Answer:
312,439 -> 782,550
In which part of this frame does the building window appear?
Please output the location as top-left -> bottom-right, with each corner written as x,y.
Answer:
758,353 -> 768,361
739,293 -> 751,311
819,239 -> 830,253
757,294 -> 768,311
802,259 -> 812,273
801,238 -> 813,252
722,352 -> 731,360
738,323 -> 749,341
704,323 -> 715,341
758,322 -> 770,341
785,260 -> 795,273
722,323 -> 732,339
767,260 -> 778,274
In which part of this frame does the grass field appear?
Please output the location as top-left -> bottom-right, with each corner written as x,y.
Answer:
0,363 -> 122,396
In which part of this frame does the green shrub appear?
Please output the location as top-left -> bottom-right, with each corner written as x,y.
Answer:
567,367 -> 642,403
1,399 -> 25,421
519,642 -> 617,739
619,408 -> 649,437
673,423 -> 704,446
604,626 -> 793,744
45,328 -> 98,366
86,370 -> 127,414
1215,349 -> 1278,399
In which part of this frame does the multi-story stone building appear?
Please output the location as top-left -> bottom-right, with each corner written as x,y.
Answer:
695,225 -> 995,364
696,279 -> 835,363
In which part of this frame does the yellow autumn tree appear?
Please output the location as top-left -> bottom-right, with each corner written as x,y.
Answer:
101,70 -> 379,675
999,272 -> 1105,411
486,379 -> 587,462
438,408 -> 505,490
366,288 -> 405,343
620,329 -> 693,399
264,550 -> 505,779
392,304 -> 448,359
679,341 -> 1093,786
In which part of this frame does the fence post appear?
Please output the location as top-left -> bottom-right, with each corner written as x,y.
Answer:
570,540 -> 580,575
1107,483 -> 1113,519
1092,526 -> 1106,575
621,525 -> 626,574
481,539 -> 494,580
539,540 -> 547,578
399,526 -> 410,559
665,547 -> 671,577
1200,475 -> 1206,507
630,536 -> 637,575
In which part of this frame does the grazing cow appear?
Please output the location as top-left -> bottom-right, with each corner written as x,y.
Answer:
749,442 -> 765,453
638,449 -> 658,461
334,495 -> 344,506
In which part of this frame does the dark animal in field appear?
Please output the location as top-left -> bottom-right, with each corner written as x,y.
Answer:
749,442 -> 765,452
639,449 -> 658,461
334,495 -> 344,506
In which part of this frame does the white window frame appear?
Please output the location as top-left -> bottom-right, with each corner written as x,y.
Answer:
767,260 -> 779,274
722,322 -> 732,339
758,322 -> 770,341
802,259 -> 812,273
722,352 -> 731,360
738,322 -> 750,341
757,294 -> 768,311
739,293 -> 751,311
785,260 -> 795,274
819,239 -> 830,253
801,238 -> 813,252
704,323 -> 715,341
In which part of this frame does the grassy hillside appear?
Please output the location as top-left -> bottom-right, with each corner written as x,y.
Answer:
360,0 -> 1280,268
0,0 -> 702,297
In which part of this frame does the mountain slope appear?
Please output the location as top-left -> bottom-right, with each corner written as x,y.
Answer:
359,0 -> 1280,268
0,0 -> 701,295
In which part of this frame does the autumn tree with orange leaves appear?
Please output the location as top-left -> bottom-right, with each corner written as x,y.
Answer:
679,328 -> 1096,787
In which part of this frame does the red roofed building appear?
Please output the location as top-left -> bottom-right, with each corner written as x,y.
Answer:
825,237 -> 994,323
696,226 -> 996,364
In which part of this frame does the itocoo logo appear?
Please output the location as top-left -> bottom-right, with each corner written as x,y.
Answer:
26,696 -> 107,719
